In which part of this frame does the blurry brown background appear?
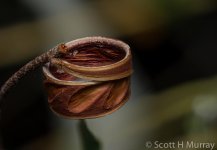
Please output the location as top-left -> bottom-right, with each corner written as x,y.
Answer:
0,0 -> 217,150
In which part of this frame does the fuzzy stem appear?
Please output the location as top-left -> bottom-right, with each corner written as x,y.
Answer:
0,46 -> 59,101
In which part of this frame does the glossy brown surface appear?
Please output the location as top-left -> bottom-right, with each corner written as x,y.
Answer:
45,78 -> 130,119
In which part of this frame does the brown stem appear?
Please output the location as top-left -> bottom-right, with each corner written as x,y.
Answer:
0,45 -> 59,101
0,37 -> 132,119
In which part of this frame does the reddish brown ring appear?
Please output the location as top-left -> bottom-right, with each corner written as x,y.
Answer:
43,36 -> 132,119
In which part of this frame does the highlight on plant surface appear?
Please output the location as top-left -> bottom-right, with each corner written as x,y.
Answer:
0,37 -> 133,119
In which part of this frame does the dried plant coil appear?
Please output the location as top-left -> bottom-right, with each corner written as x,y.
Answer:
43,37 -> 132,119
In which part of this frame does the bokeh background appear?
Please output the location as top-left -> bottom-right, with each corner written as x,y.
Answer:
0,0 -> 217,150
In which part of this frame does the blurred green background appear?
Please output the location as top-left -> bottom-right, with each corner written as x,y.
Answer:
0,0 -> 217,150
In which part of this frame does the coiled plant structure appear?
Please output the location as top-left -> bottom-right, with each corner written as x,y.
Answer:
0,37 -> 132,119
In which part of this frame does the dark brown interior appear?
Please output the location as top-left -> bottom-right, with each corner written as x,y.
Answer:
57,43 -> 126,67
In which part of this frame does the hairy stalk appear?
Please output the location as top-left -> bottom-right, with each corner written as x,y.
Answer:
0,46 -> 59,101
